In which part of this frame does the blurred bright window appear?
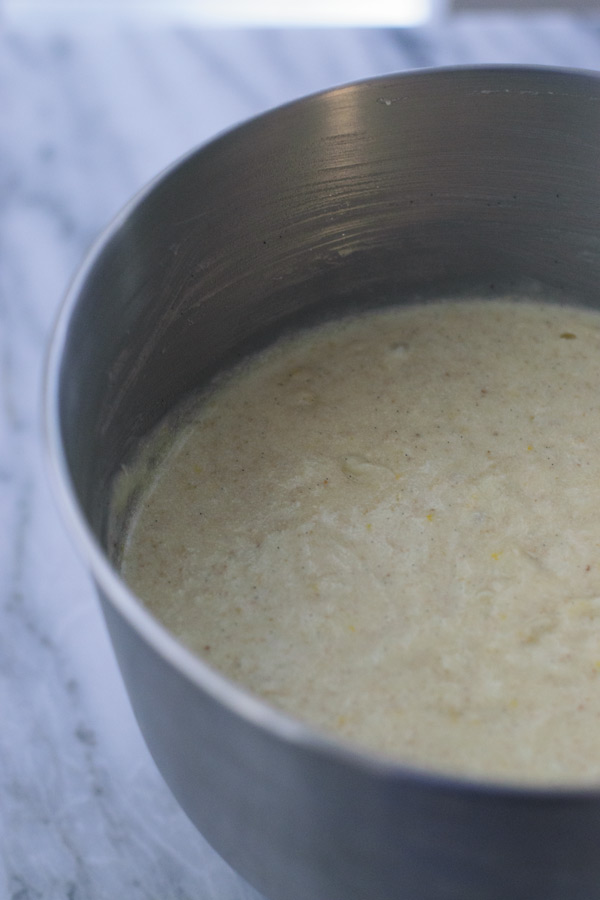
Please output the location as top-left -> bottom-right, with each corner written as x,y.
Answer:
3,0 -> 443,26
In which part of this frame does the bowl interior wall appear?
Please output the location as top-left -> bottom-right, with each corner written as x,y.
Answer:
57,67 -> 600,544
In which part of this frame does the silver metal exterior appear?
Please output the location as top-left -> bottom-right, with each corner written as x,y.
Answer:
46,67 -> 600,900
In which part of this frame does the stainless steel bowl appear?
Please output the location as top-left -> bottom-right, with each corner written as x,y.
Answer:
46,66 -> 600,900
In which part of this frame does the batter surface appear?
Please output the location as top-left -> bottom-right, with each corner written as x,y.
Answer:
119,299 -> 600,783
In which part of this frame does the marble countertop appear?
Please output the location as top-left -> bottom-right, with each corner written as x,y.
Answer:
4,13 -> 600,899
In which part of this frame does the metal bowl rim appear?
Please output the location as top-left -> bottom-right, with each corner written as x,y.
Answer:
43,62 -> 600,801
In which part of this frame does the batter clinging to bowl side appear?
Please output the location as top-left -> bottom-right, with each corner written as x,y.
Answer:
117,297 -> 600,784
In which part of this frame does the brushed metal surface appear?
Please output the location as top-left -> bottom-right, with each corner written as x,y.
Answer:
46,66 -> 600,900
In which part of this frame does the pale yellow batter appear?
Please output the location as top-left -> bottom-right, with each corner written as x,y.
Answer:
118,299 -> 600,784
